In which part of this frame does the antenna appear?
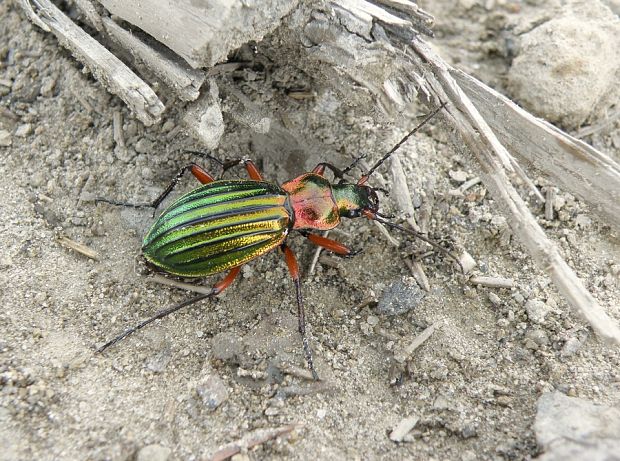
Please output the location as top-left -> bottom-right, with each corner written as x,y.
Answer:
372,213 -> 464,273
351,102 -> 447,184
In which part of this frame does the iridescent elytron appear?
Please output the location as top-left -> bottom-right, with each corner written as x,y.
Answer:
142,181 -> 292,277
97,104 -> 451,380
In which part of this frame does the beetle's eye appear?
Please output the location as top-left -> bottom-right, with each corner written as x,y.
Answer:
343,210 -> 360,218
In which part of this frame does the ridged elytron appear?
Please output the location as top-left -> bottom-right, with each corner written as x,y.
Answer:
97,104 -> 452,380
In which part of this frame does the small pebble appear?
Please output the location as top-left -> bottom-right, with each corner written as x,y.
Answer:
0,129 -> 11,147
125,121 -> 139,138
433,395 -> 450,411
461,425 -> 478,439
488,292 -> 502,307
161,119 -> 176,132
15,124 -> 33,137
367,315 -> 379,326
526,328 -> 549,347
525,299 -> 551,324
389,415 -> 419,442
553,195 -> 566,211
145,350 -> 171,373
575,214 -> 592,230
134,138 -> 153,155
459,251 -> 477,274
524,338 -> 539,350
512,292 -> 525,305
136,444 -> 171,461
140,166 -> 153,179
377,278 -> 425,316
40,75 -> 57,97
449,169 -> 468,183
195,374 -> 228,411
560,337 -> 582,358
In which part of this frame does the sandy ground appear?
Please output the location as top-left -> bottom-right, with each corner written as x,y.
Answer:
1,1 -> 619,460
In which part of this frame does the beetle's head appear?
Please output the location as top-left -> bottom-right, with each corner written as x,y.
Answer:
332,183 -> 380,219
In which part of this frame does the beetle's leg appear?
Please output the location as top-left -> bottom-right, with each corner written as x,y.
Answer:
184,150 -> 262,180
97,266 -> 242,353
302,232 -> 360,257
96,163 -> 215,211
198,156 -> 263,181
281,244 -> 319,380
143,163 -> 215,213
211,265 -> 242,295
312,162 -> 346,179
149,163 -> 215,209
184,150 -> 226,170
241,159 -> 263,181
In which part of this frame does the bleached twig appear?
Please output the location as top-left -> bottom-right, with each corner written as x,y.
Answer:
102,17 -> 205,102
21,0 -> 164,125
394,321 -> 440,363
207,424 -> 300,461
150,274 -> 213,295
408,40 -> 620,344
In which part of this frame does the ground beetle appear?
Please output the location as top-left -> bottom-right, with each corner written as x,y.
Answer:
97,103 -> 454,379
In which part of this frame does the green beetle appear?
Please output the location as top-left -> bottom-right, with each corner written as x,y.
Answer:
97,104 -> 452,380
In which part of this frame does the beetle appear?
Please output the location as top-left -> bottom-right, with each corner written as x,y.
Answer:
97,103 -> 455,380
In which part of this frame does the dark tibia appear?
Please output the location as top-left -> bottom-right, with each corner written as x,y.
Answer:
281,244 -> 319,380
97,266 -> 241,353
95,163 -> 215,213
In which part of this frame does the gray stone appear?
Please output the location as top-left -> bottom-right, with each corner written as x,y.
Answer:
195,374 -> 228,411
377,278 -> 425,316
575,214 -> 592,230
525,328 -> 549,347
507,2 -> 620,128
145,350 -> 171,373
560,337 -> 582,358
535,392 -> 620,461
134,137 -> 153,155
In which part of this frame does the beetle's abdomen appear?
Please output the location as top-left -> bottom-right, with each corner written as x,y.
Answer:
143,180 -> 290,277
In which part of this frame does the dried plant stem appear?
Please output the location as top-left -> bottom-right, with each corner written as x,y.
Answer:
409,39 -> 620,344
21,0 -> 164,125
208,424 -> 300,461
